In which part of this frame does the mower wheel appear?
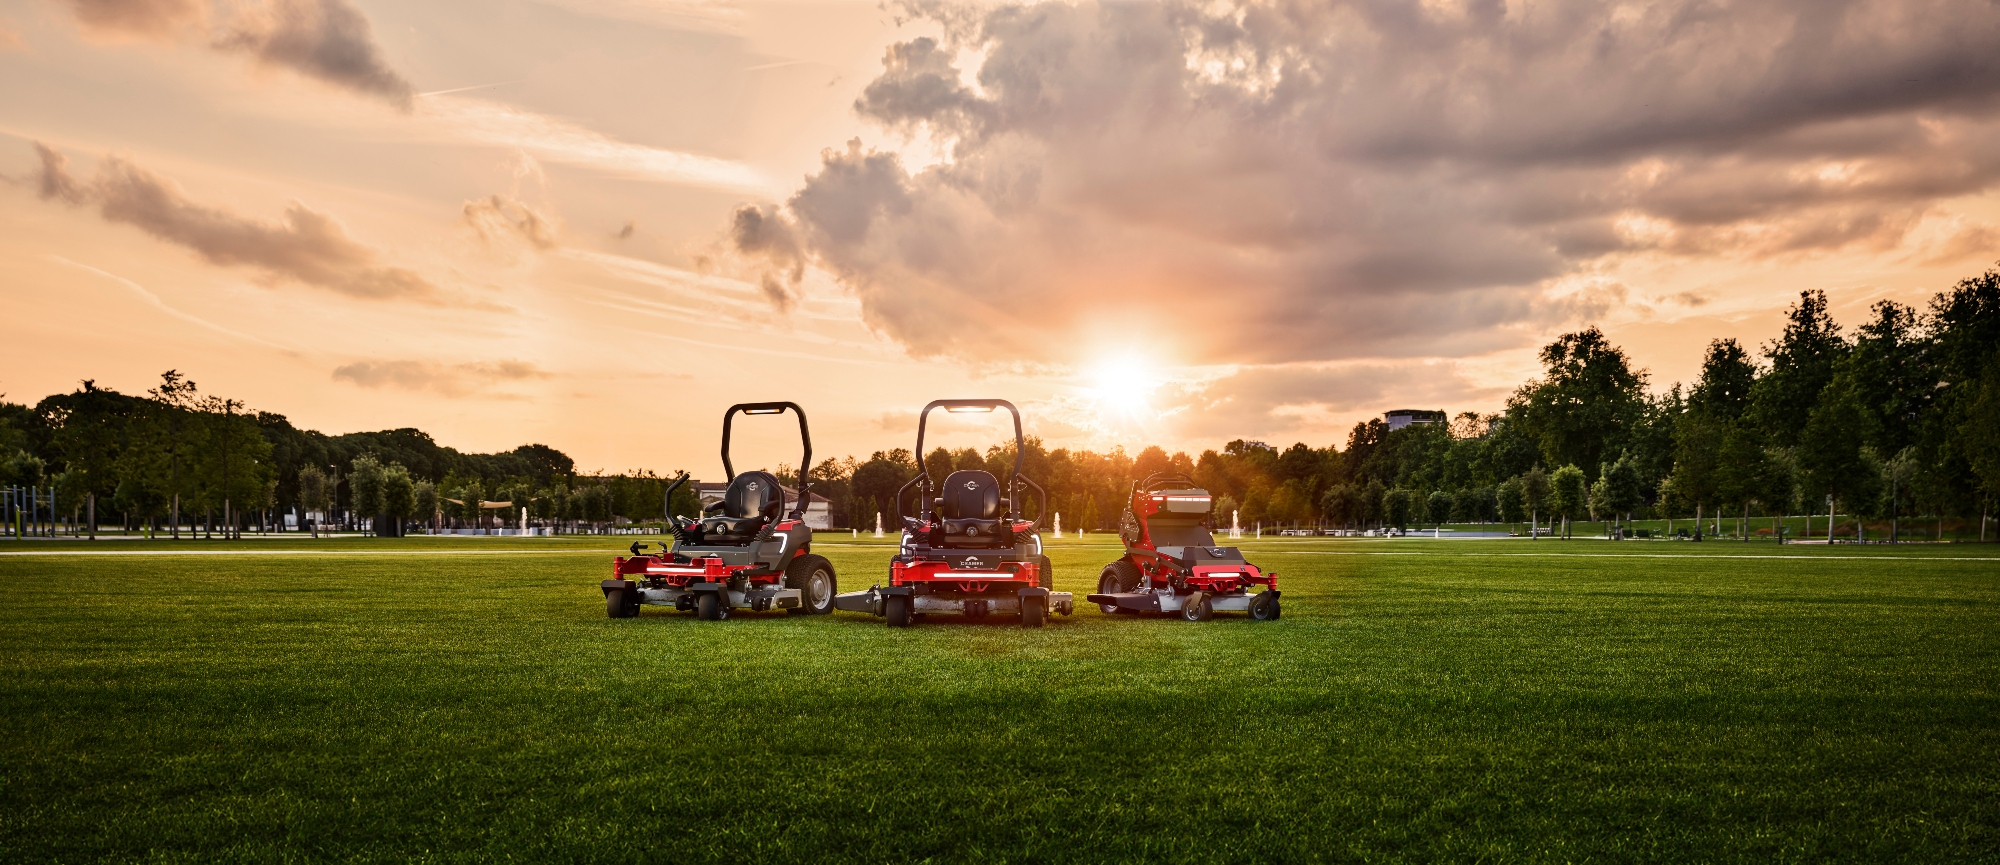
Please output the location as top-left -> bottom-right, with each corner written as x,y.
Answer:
885,594 -> 912,628
606,588 -> 636,619
1097,560 -> 1142,614
697,591 -> 728,621
1248,591 -> 1280,621
1021,595 -> 1046,628
1181,592 -> 1213,622
785,554 -> 837,615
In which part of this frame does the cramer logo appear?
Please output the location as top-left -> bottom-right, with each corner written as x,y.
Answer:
1211,548 -> 1228,556
746,482 -> 759,490
955,557 -> 987,569
963,480 -> 979,490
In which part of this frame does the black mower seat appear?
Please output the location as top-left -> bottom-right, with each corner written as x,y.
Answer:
937,470 -> 1004,546
700,471 -> 782,542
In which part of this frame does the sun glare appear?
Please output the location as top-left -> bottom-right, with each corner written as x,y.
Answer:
1091,357 -> 1157,414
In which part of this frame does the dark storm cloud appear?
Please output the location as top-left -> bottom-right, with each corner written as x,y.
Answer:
58,0 -> 413,107
719,0 -> 2000,367
34,142 -> 446,303
217,0 -> 414,108
332,359 -> 553,398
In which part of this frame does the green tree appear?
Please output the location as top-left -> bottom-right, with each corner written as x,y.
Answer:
350,454 -> 385,524
1688,338 -> 1758,421
1550,464 -> 1587,539
460,481 -> 485,530
1600,453 -> 1644,535
1798,381 -> 1879,537
1520,466 -> 1551,539
1383,488 -> 1411,531
381,465 -> 416,537
1425,489 -> 1451,528
1750,290 -> 1849,448
1513,328 -> 1648,480
1496,478 -> 1526,531
414,481 -> 438,533
299,465 -> 330,537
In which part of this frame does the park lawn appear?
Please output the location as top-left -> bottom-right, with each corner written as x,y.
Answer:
0,538 -> 1994,863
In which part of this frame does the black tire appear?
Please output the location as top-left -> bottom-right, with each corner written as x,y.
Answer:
1021,596 -> 1046,628
885,594 -> 912,628
1098,560 -> 1142,614
784,554 -> 837,615
1248,591 -> 1280,621
1038,556 -> 1055,590
697,591 -> 721,621
1181,591 -> 1212,622
606,588 -> 634,619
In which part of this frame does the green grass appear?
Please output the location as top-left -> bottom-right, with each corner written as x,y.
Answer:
1,536 -> 1995,862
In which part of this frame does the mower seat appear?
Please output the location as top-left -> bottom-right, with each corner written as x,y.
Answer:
699,471 -> 782,542
937,470 -> 1004,547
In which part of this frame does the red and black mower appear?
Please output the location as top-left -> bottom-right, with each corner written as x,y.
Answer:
601,402 -> 836,620
1088,473 -> 1281,621
833,399 -> 1073,627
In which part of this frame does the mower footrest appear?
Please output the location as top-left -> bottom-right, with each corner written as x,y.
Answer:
1088,592 -> 1161,612
833,589 -> 883,614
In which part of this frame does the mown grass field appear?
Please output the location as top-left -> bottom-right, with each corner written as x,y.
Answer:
1,535 -> 1995,862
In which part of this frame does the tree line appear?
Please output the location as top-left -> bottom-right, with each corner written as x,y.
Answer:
6,265 -> 1995,540
807,266 -> 2000,541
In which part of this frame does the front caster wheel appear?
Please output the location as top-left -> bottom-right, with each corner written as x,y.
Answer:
697,592 -> 729,621
1181,592 -> 1213,622
885,594 -> 912,628
1248,591 -> 1280,621
1021,597 -> 1046,628
606,588 -> 636,619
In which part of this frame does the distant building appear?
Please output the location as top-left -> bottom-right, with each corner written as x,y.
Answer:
695,481 -> 833,529
1384,409 -> 1446,431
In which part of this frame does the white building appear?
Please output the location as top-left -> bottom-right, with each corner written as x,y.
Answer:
694,481 -> 833,530
1384,409 -> 1446,431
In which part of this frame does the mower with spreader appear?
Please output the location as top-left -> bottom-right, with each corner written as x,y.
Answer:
601,402 -> 836,620
1088,472 -> 1281,621
833,399 -> 1073,627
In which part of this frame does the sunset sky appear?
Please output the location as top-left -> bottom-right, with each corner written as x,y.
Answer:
4,0 -> 1997,478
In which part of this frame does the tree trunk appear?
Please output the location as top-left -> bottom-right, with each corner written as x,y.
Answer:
87,493 -> 95,541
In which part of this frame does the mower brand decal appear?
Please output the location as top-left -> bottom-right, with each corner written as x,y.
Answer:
964,480 -> 978,490
955,556 -> 987,569
1211,548 -> 1228,556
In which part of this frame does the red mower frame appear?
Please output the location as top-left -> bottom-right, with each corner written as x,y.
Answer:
1087,472 -> 1282,622
600,402 -> 836,621
833,398 -> 1073,627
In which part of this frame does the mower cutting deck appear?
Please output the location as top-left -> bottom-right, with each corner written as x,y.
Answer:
1088,472 -> 1281,622
601,402 -> 836,620
833,399 -> 1073,627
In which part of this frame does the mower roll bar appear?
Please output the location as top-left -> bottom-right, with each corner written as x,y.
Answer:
721,402 -> 810,520
898,398 -> 1042,526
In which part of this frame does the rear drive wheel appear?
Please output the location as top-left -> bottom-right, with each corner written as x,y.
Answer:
885,594 -> 912,628
784,554 -> 837,614
1248,591 -> 1280,621
1021,596 -> 1046,628
606,588 -> 634,619
1181,592 -> 1213,622
1098,560 -> 1142,614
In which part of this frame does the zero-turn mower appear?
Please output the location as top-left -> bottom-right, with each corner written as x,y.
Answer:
833,399 -> 1073,627
1088,473 -> 1281,621
601,402 -> 836,620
